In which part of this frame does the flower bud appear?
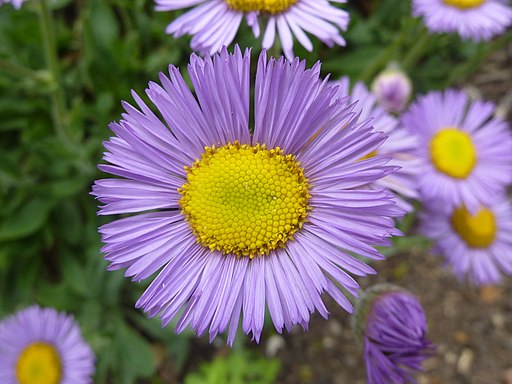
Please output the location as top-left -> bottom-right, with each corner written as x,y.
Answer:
353,284 -> 434,384
372,66 -> 412,113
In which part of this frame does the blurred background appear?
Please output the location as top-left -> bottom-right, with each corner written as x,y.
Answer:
1,0 -> 512,382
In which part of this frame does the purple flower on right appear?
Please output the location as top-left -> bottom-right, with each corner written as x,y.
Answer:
402,89 -> 512,213
354,285 -> 434,384
420,198 -> 512,285
412,0 -> 512,41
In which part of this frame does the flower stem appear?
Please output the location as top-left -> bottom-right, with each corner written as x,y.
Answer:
401,24 -> 433,71
37,0 -> 73,148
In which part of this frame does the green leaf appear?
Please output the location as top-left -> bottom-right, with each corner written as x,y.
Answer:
0,198 -> 54,241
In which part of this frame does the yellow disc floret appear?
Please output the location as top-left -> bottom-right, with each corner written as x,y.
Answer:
430,128 -> 477,179
359,150 -> 378,161
443,0 -> 486,9
451,205 -> 496,248
16,342 -> 62,384
179,142 -> 311,257
225,0 -> 298,14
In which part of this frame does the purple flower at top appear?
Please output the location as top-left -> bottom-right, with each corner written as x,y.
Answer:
333,77 -> 421,212
92,47 -> 402,345
155,0 -> 349,60
412,0 -> 512,41
402,89 -> 512,213
0,0 -> 25,8
0,305 -> 95,384
371,66 -> 412,114
354,285 -> 434,384
420,197 -> 512,285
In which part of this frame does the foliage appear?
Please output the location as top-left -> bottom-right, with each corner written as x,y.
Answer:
0,0 -> 509,382
184,351 -> 280,384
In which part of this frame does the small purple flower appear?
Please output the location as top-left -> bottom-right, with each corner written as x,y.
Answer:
92,47 -> 402,344
412,0 -> 512,41
155,0 -> 349,60
371,66 -> 412,114
0,0 -> 25,8
333,77 -> 421,212
420,197 -> 512,285
402,89 -> 512,213
0,305 -> 95,384
354,285 -> 434,384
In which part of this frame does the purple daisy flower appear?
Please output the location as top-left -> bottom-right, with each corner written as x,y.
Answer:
353,285 -> 434,384
0,306 -> 95,384
412,0 -> 512,41
333,77 -> 421,212
92,47 -> 402,344
155,0 -> 349,60
420,197 -> 512,285
402,89 -> 512,213
0,0 -> 25,8
371,66 -> 413,114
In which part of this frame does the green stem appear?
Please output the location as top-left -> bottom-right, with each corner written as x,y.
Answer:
359,20 -> 411,83
37,0 -> 73,148
401,25 -> 432,70
444,31 -> 512,87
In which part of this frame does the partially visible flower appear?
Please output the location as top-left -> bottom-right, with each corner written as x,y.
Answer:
333,77 -> 421,212
412,0 -> 512,41
420,197 -> 512,285
371,65 -> 412,113
0,305 -> 95,384
402,89 -> 512,212
353,285 -> 434,384
0,0 -> 25,8
155,0 -> 349,60
92,47 -> 402,345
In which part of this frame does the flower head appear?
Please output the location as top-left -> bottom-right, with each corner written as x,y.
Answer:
155,0 -> 349,60
402,89 -> 512,212
333,77 -> 421,212
0,306 -> 95,384
420,197 -> 512,285
412,0 -> 512,41
371,66 -> 412,113
92,47 -> 402,344
353,285 -> 434,384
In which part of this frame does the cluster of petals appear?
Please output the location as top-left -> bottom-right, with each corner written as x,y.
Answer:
0,305 -> 95,384
155,0 -> 349,60
358,287 -> 433,384
333,77 -> 421,212
412,0 -> 512,41
92,47 -> 402,344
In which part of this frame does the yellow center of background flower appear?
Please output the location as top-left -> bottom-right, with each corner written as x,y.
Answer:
359,150 -> 378,161
443,0 -> 485,9
429,128 -> 476,179
225,0 -> 298,13
451,206 -> 496,248
16,342 -> 62,384
179,142 -> 310,257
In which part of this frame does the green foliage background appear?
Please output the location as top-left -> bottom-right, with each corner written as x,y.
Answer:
0,0 -> 509,382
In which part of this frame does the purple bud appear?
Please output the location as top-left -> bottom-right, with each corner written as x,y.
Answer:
353,285 -> 434,384
372,66 -> 412,113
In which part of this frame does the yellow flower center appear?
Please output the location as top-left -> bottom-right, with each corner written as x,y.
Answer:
443,0 -> 485,9
429,128 -> 477,179
225,0 -> 298,13
451,206 -> 496,248
16,342 -> 62,384
179,142 -> 310,257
